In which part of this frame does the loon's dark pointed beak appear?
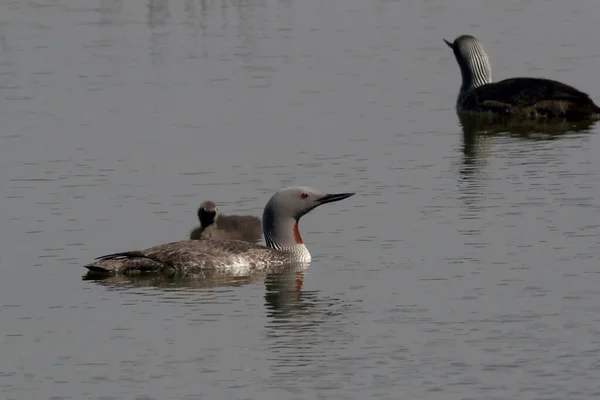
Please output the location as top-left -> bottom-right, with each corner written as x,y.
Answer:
443,38 -> 453,49
317,192 -> 355,205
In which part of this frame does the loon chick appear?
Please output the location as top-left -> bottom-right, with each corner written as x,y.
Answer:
444,35 -> 600,120
189,201 -> 262,243
84,187 -> 355,275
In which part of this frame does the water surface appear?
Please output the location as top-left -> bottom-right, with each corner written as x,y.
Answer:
2,0 -> 600,399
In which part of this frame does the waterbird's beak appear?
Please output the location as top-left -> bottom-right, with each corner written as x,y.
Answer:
198,208 -> 217,223
443,38 -> 453,49
317,192 -> 355,205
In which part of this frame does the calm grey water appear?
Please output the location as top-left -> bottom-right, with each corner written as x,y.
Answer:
2,0 -> 600,399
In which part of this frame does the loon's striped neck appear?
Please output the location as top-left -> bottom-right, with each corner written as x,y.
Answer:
450,36 -> 493,104
262,204 -> 310,260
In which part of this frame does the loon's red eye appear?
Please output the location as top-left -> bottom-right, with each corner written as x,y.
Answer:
301,193 -> 308,199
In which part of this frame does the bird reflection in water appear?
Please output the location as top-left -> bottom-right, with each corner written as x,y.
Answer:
456,113 -> 597,217
459,112 -> 597,176
82,262 -> 343,325
84,264 -> 356,375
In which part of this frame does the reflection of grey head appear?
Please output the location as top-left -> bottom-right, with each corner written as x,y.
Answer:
198,201 -> 218,227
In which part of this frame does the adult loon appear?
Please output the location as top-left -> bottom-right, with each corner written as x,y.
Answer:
444,34 -> 600,120
189,200 -> 262,243
84,186 -> 355,275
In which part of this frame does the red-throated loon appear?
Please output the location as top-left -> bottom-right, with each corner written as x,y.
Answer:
84,187 -> 355,275
444,34 -> 600,120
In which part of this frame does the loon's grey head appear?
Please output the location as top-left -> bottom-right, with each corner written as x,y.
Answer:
444,34 -> 492,93
261,186 -> 355,249
263,187 -> 355,221
198,201 -> 219,227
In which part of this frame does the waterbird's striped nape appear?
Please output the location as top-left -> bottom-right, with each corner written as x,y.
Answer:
443,34 -> 600,120
444,35 -> 492,103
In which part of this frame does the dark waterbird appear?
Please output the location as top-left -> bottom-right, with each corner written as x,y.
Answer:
444,35 -> 600,120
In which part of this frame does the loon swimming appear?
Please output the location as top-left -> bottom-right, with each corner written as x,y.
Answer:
189,200 -> 262,243
444,34 -> 600,120
84,186 -> 355,275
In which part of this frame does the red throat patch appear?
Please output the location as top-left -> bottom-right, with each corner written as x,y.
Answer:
293,222 -> 303,244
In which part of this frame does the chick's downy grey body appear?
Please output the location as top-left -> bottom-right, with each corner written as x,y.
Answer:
189,201 -> 262,243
